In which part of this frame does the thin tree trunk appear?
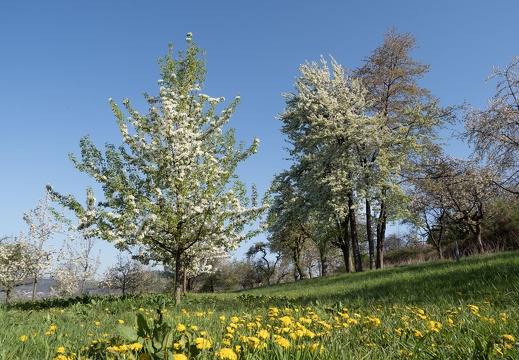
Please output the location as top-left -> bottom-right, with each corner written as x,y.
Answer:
376,198 -> 387,269
32,275 -> 38,302
6,287 -> 12,303
475,223 -> 484,253
338,213 -> 352,273
174,252 -> 183,305
365,198 -> 375,269
349,195 -> 362,272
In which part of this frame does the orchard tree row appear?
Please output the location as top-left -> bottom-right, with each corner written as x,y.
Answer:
2,29 -> 519,303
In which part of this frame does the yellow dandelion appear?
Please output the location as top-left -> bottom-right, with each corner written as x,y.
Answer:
194,337 -> 212,350
309,342 -> 320,353
173,354 -> 188,360
503,334 -> 515,342
128,342 -> 143,351
56,346 -> 66,353
257,329 -> 270,339
218,348 -> 238,360
118,319 -> 124,324
275,336 -> 291,348
20,335 -> 28,342
177,323 -> 186,332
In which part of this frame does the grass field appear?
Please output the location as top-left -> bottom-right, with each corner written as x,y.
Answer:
1,251 -> 518,359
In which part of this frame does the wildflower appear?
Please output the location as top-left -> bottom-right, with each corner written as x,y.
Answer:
19,335 -> 27,342
257,329 -> 270,339
275,336 -> 291,348
129,343 -> 143,351
177,323 -> 186,332
54,356 -> 70,360
56,347 -> 66,353
309,342 -> 321,353
427,321 -> 442,333
173,354 -> 188,360
95,321 -> 101,326
194,337 -> 211,350
50,325 -> 58,331
218,348 -> 238,360
118,319 -> 124,324
279,316 -> 293,326
503,334 -> 515,342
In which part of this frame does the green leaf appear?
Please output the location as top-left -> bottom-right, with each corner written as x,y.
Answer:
118,324 -> 138,342
136,313 -> 151,338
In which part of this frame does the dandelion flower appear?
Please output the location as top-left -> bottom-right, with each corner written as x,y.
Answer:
218,348 -> 238,360
194,337 -> 212,350
19,335 -> 27,342
275,337 -> 291,348
503,334 -> 515,342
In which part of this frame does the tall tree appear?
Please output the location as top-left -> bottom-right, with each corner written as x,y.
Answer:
354,27 -> 446,268
48,34 -> 266,304
276,58 -> 371,273
464,55 -> 519,194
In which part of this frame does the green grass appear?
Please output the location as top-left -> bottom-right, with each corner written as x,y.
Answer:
1,251 -> 518,359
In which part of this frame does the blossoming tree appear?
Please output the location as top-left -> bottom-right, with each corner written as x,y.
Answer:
0,235 -> 38,303
23,188 -> 65,301
48,34 -> 266,303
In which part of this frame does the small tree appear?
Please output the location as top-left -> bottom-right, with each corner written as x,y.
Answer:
48,34 -> 267,304
51,232 -> 101,296
23,188 -> 66,301
0,235 -> 37,303
245,242 -> 282,286
102,254 -> 158,295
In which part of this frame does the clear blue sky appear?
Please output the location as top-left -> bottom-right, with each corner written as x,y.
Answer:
1,1 -> 518,275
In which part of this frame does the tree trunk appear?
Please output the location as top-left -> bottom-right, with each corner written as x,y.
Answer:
182,270 -> 187,296
6,286 -> 13,303
337,213 -> 352,273
376,197 -> 387,269
365,198 -> 375,269
174,252 -> 184,305
32,275 -> 38,302
349,196 -> 362,272
292,237 -> 307,280
320,254 -> 328,277
475,223 -> 484,253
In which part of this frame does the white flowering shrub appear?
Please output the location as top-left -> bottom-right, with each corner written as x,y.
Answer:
48,34 -> 267,303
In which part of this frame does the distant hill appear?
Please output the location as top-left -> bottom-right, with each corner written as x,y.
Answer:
0,278 -> 106,302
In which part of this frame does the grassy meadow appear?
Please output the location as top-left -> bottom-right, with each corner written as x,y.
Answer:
1,251 -> 518,359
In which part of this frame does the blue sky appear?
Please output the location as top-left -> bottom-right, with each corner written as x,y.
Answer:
1,1 -> 518,275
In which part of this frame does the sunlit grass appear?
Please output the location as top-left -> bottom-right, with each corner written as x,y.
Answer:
1,251 -> 518,359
